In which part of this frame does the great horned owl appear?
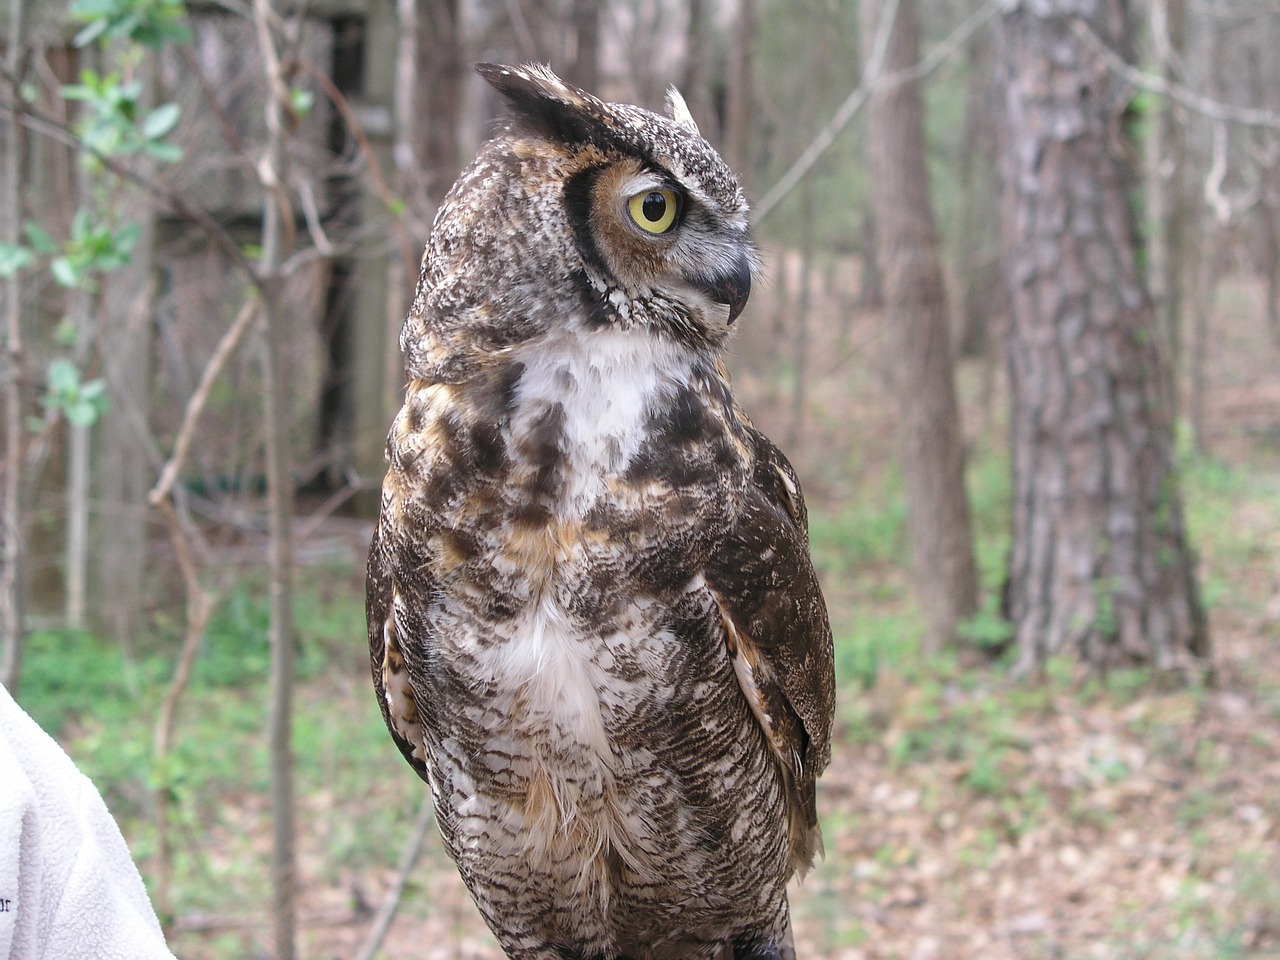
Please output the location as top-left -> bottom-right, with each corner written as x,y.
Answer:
366,63 -> 835,960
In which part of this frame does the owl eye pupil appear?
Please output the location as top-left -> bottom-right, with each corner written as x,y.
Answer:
627,188 -> 679,234
641,193 -> 667,222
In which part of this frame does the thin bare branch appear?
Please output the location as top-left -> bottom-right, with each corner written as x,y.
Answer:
150,299 -> 261,505
504,0 -> 538,59
290,58 -> 420,279
754,0 -> 999,223
150,497 -> 219,934
353,793 -> 435,960
1205,120 -> 1262,223
1070,17 -> 1280,130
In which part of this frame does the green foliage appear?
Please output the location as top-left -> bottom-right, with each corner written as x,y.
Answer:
63,70 -> 183,163
10,214 -> 138,295
69,0 -> 191,49
19,630 -> 157,735
55,210 -> 140,289
289,85 -> 314,121
956,593 -> 1013,650
43,358 -> 111,426
810,488 -> 907,571
0,243 -> 35,278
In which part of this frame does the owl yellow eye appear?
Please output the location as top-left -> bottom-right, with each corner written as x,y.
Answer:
627,189 -> 680,235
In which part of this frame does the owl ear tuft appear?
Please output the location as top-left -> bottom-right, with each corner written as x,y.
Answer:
476,62 -> 610,146
665,86 -> 699,135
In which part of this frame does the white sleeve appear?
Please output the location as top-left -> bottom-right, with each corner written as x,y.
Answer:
0,686 -> 178,960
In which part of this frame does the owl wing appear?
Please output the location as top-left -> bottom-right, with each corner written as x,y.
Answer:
366,509 -> 432,783
706,428 -> 835,874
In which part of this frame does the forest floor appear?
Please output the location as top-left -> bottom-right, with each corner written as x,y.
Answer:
21,272 -> 1280,959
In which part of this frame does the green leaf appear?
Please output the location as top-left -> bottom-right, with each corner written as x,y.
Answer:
289,87 -> 314,120
79,378 -> 108,402
114,221 -> 141,256
142,101 -> 180,139
69,0 -> 116,18
71,208 -> 92,241
109,11 -> 144,40
47,358 -> 80,394
0,243 -> 35,279
72,18 -> 109,47
69,0 -> 191,50
143,140 -> 183,163
51,257 -> 80,288
65,402 -> 98,427
61,80 -> 97,102
23,223 -> 57,254
54,318 -> 78,347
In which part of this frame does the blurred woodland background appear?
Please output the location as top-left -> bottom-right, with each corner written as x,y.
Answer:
2,0 -> 1279,957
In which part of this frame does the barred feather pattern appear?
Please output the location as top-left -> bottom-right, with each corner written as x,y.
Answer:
366,63 -> 833,960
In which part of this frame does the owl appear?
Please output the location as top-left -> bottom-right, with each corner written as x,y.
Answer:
366,63 -> 835,960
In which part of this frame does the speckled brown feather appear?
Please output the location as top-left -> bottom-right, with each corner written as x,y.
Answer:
708,426 -> 835,874
366,63 -> 833,960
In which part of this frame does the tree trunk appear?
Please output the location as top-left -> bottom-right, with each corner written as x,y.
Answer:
862,0 -> 979,654
855,210 -> 884,310
417,0 -> 462,207
723,0 -> 756,183
1144,0 -> 1188,399
788,178 -> 814,453
1247,37 -> 1280,349
954,25 -> 1005,360
565,0 -> 599,92
995,0 -> 1208,677
97,194 -> 155,646
681,0 -> 716,139
1,0 -> 28,691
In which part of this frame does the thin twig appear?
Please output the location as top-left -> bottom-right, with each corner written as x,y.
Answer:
290,57 -> 420,280
1204,119 -> 1261,224
754,0 -> 1000,223
151,497 -> 219,934
150,299 -> 261,504
503,0 -> 538,60
353,792 -> 435,960
294,480 -> 366,545
1070,17 -> 1280,130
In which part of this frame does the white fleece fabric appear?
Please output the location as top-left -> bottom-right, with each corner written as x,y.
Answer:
0,686 -> 177,960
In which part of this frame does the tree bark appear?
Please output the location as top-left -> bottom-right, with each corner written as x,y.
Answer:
995,0 -> 1208,677
97,191 -> 155,645
565,0 -> 599,92
723,0 -> 756,183
681,0 -> 717,139
417,0 -> 462,207
954,25 -> 1006,359
1144,0 -> 1187,399
862,0 -> 979,653
1,0 -> 29,691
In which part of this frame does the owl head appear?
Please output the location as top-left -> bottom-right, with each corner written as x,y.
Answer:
403,63 -> 759,382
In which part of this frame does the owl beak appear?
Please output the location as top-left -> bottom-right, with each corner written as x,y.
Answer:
699,252 -> 753,324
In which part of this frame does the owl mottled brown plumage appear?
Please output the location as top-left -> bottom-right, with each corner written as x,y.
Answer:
366,63 -> 835,960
